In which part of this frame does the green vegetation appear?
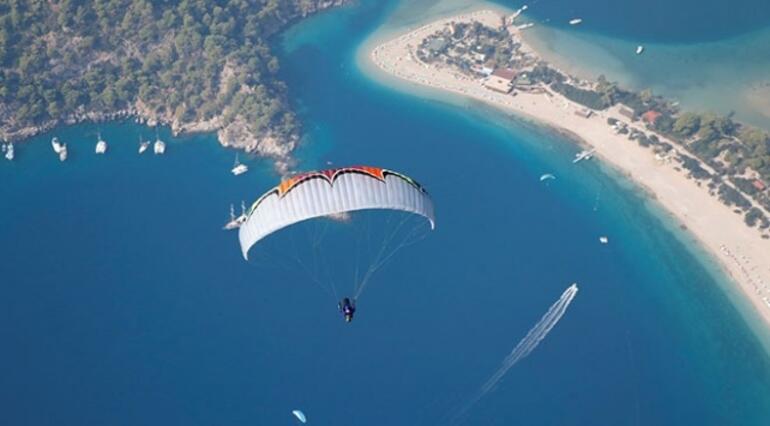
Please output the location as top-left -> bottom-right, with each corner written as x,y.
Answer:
0,0 -> 342,146
551,81 -> 610,110
718,183 -> 752,210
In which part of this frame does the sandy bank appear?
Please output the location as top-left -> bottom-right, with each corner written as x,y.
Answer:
367,9 -> 770,332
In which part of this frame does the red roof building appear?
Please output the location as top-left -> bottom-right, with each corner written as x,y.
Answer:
752,179 -> 766,191
642,110 -> 662,126
492,68 -> 517,81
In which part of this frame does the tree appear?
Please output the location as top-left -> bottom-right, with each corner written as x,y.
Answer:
673,112 -> 701,137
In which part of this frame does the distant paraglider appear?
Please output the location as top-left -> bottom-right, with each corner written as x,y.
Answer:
539,173 -> 556,182
292,409 -> 307,423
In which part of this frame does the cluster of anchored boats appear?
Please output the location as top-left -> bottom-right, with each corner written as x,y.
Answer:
5,131 -> 252,180
46,133 -> 166,162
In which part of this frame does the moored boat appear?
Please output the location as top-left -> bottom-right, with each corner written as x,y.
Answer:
154,133 -> 166,155
59,144 -> 68,162
51,137 -> 64,154
231,154 -> 249,175
223,201 -> 248,230
573,148 -> 595,164
139,135 -> 150,154
95,133 -> 107,154
4,142 -> 14,161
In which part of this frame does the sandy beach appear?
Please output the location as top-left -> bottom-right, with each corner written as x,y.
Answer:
368,10 -> 770,330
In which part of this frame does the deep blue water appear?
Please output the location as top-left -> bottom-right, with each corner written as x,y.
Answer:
2,1 -> 770,425
490,0 -> 770,42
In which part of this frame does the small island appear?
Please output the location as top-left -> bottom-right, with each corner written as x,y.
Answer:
371,10 -> 770,325
0,0 -> 346,165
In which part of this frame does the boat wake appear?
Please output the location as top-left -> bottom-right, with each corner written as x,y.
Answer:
451,283 -> 579,424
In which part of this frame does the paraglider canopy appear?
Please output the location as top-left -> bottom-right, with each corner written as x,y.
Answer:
292,409 -> 307,423
238,166 -> 435,260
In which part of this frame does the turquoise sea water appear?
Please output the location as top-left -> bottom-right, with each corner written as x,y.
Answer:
3,1 -> 770,424
483,0 -> 770,130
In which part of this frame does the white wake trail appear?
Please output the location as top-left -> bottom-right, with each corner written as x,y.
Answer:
452,283 -> 579,424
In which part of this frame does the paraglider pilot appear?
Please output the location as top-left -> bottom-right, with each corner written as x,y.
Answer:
338,297 -> 356,323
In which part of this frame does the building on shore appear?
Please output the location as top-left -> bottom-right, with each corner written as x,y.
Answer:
514,73 -> 536,90
484,75 -> 513,93
642,110 -> 662,126
574,108 -> 593,118
618,104 -> 635,120
483,68 -> 517,94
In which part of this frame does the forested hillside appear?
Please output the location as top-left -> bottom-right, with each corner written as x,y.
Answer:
0,0 -> 345,157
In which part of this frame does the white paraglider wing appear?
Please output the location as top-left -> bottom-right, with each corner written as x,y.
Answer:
539,173 -> 556,182
292,410 -> 307,423
239,166 -> 435,260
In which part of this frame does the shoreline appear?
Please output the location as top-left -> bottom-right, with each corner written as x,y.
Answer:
365,9 -> 770,336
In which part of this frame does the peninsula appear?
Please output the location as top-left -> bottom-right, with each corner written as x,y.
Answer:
370,10 -> 770,327
0,0 -> 346,164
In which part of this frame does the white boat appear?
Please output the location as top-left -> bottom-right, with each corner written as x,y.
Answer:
636,45 -> 644,55
222,201 -> 248,230
154,134 -> 166,155
572,149 -> 595,164
510,5 -> 528,20
569,18 -> 583,25
516,23 -> 535,30
231,154 -> 249,175
599,236 -> 609,244
51,137 -> 64,154
95,133 -> 107,154
59,144 -> 68,162
138,136 -> 149,154
4,143 -> 13,161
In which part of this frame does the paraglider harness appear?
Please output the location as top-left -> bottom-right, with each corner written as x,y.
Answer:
338,298 -> 356,323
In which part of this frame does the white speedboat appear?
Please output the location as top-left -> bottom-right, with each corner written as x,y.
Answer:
138,136 -> 149,154
636,45 -> 644,55
154,135 -> 166,155
59,144 -> 68,162
231,154 -> 248,175
95,133 -> 107,154
517,23 -> 535,30
4,143 -> 13,161
51,137 -> 64,154
569,18 -> 583,25
599,236 -> 609,244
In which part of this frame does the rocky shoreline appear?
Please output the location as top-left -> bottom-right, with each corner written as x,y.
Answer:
1,104 -> 297,174
0,0 -> 348,175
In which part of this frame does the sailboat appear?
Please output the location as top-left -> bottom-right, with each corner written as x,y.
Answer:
222,201 -> 248,230
51,137 -> 63,154
231,153 -> 249,175
138,135 -> 150,154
